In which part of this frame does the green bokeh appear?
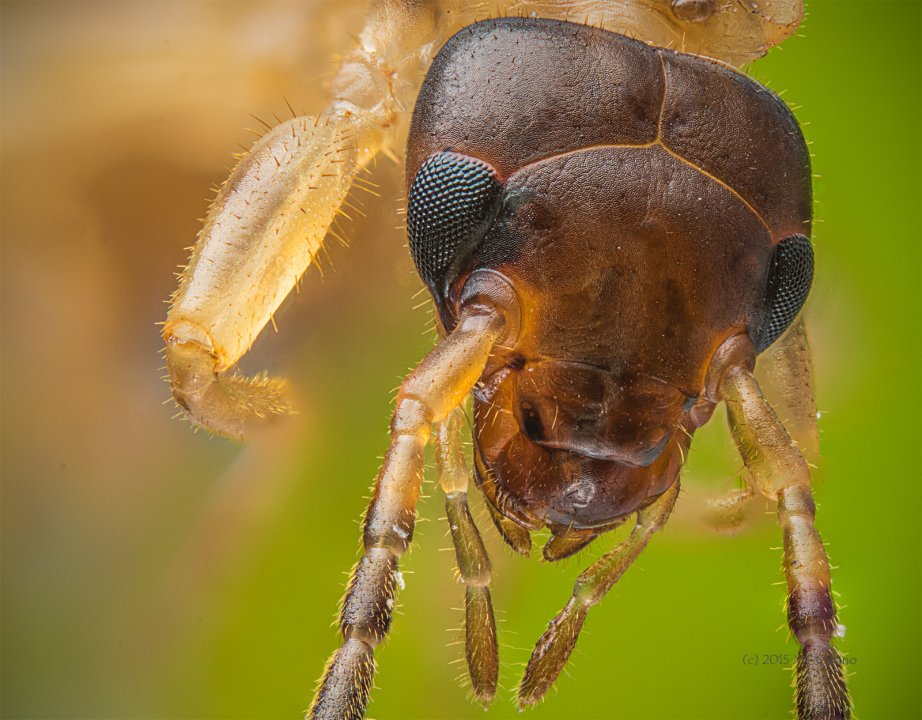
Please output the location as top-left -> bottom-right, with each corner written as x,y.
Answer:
2,2 -> 920,719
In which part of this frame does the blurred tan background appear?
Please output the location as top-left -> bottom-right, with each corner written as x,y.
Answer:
2,2 -> 920,719
1,2 -> 428,715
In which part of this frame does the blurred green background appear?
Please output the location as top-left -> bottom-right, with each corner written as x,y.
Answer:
1,1 -> 919,719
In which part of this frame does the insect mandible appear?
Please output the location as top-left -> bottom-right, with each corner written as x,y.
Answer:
161,1 -> 851,718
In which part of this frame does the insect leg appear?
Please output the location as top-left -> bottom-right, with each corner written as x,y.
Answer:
164,0 -> 446,440
163,113 -> 357,440
756,317 -> 820,460
702,486 -> 757,532
309,304 -> 505,720
702,317 -> 817,533
436,408 -> 498,705
517,481 -> 680,709
722,365 -> 850,720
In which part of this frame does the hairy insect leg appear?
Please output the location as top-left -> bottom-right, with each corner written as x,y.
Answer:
517,481 -> 680,708
703,318 -> 817,533
722,365 -> 850,720
309,305 -> 505,720
164,0 -> 448,439
436,408 -> 498,705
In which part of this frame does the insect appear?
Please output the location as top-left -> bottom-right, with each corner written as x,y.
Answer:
162,1 -> 850,718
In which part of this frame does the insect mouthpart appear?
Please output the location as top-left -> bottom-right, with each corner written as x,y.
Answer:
473,360 -> 694,533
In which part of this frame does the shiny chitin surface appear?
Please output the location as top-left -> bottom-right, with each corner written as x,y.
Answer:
162,0 -> 803,440
408,18 -> 811,535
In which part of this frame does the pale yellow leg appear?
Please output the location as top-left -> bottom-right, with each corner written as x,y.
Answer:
163,0 -> 445,439
308,305 -> 504,720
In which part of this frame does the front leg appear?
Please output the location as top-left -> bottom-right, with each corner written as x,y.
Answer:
722,365 -> 850,720
163,0 -> 445,439
164,112 -> 366,438
309,304 -> 505,720
703,317 -> 818,533
436,408 -> 499,705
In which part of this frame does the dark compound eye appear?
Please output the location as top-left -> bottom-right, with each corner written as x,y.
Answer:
752,234 -> 814,351
407,151 -> 502,295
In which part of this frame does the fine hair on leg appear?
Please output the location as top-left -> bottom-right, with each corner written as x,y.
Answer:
309,304 -> 505,719
436,407 -> 499,704
722,365 -> 850,720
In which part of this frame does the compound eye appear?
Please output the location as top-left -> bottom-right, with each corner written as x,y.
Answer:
752,234 -> 814,351
407,151 -> 502,296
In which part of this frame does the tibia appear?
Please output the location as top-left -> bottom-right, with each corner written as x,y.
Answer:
165,334 -> 292,441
